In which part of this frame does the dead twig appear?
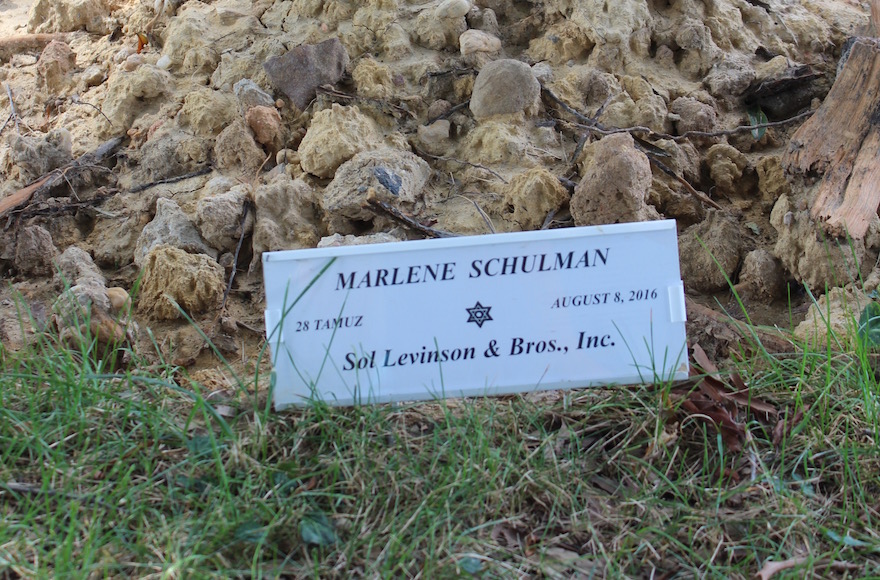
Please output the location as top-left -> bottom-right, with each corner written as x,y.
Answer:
455,194 -> 495,233
220,200 -> 253,312
541,84 -> 597,126
363,189 -> 456,238
413,146 -> 508,184
574,110 -> 814,143
0,136 -> 123,223
129,165 -> 212,193
2,82 -> 20,134
14,189 -> 118,220
316,85 -> 411,117
649,157 -> 724,210
69,95 -> 115,127
426,100 -> 470,125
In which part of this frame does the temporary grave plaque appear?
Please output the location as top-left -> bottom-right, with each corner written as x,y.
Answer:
263,220 -> 688,409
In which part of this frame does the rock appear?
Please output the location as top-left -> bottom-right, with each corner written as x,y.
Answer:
794,285 -> 870,348
14,225 -> 57,277
134,198 -> 217,267
416,120 -> 451,155
571,133 -> 658,226
674,19 -> 721,79
459,119 -> 535,167
263,37 -> 349,111
102,65 -> 173,134
705,144 -> 749,196
770,194 -> 872,291
131,124 -> 212,183
323,148 -> 432,234
678,211 -> 744,293
669,97 -> 717,135
36,40 -> 76,93
10,128 -> 73,183
161,4 -> 258,72
436,0 -> 471,18
298,104 -> 383,178
470,59 -> 541,119
501,168 -> 568,231
122,54 -> 144,72
27,0 -> 113,34
57,277 -> 110,318
414,5 -> 467,50
460,30 -> 502,55
106,287 -> 131,313
426,100 -> 451,120
353,58 -> 394,100
531,62 -> 553,83
233,79 -> 275,110
156,55 -> 172,70
704,54 -> 755,102
214,118 -> 267,174
252,175 -> 321,257
51,258 -> 136,366
56,246 -> 105,285
245,105 -> 284,149
137,245 -> 225,321
80,64 -> 107,89
195,184 -> 254,253
734,249 -> 785,303
178,88 -> 239,137
318,232 -> 403,248
756,155 -> 790,203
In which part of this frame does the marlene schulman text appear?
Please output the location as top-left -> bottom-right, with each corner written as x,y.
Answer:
335,248 -> 611,291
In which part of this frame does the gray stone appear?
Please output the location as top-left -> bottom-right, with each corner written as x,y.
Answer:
251,175 -> 321,258
703,54 -> 755,101
56,246 -> 105,285
322,148 -> 431,234
734,249 -> 785,303
678,211 -> 744,293
213,118 -> 266,174
196,184 -> 254,253
14,225 -> 58,277
469,59 -> 540,119
263,37 -> 349,111
134,198 -> 217,267
10,128 -> 73,183
669,97 -> 717,135
233,78 -> 275,110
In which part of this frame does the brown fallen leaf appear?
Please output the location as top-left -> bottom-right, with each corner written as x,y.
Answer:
680,397 -> 745,451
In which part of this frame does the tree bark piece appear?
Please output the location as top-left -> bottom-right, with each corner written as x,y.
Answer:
783,38 -> 880,240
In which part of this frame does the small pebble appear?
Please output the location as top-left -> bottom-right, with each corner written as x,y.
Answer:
156,54 -> 172,70
106,287 -> 131,313
123,54 -> 144,71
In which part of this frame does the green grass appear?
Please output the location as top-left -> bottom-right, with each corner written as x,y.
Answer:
2,304 -> 880,578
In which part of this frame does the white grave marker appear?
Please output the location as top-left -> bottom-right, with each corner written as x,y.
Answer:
263,220 -> 688,408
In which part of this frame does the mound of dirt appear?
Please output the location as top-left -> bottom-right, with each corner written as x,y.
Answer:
0,0 -> 876,370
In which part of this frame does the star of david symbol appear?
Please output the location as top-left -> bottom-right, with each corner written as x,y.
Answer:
466,301 -> 493,328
